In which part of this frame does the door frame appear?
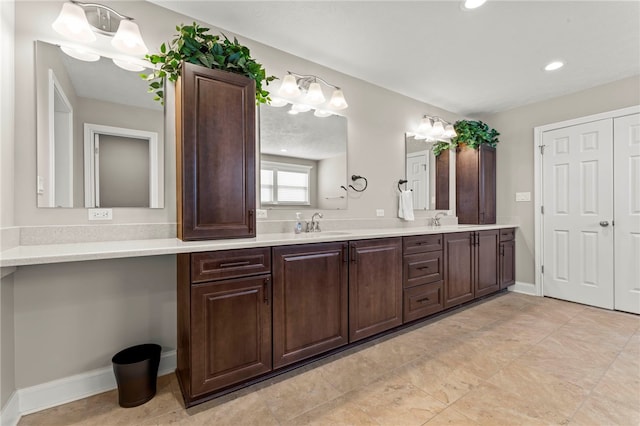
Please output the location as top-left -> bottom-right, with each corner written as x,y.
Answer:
533,105 -> 640,298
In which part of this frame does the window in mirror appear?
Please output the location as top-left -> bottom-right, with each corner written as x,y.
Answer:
35,40 -> 164,208
259,104 -> 348,210
405,133 -> 450,210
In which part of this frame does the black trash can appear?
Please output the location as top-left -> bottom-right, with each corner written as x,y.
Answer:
112,343 -> 162,408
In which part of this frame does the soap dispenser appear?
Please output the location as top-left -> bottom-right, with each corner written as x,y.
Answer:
294,212 -> 303,234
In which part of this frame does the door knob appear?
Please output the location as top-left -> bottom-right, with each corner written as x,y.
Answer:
599,221 -> 609,227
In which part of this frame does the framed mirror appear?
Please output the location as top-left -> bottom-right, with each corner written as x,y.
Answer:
405,133 -> 450,210
259,105 -> 348,210
35,40 -> 164,208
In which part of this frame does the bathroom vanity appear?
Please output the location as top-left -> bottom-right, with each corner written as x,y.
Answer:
174,225 -> 516,406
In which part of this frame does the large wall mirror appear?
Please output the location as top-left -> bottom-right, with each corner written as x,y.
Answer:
405,134 -> 450,210
35,40 -> 164,208
259,105 -> 348,210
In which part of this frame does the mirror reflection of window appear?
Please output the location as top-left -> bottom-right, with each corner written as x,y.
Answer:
259,104 -> 348,210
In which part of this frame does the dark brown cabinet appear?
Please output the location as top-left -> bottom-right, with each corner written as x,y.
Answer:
349,238 -> 403,342
499,228 -> 516,289
444,230 -> 499,308
402,234 -> 444,322
272,243 -> 349,368
176,63 -> 256,241
177,248 -> 272,404
456,144 -> 496,224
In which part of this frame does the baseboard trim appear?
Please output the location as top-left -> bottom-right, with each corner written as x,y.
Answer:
0,391 -> 20,426
509,281 -> 538,296
18,350 -> 176,417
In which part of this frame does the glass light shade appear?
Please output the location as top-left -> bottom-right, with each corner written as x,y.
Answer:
432,120 -> 445,137
52,3 -> 96,43
314,109 -> 333,118
417,117 -> 433,135
287,108 -> 299,115
111,20 -> 148,55
60,45 -> 100,62
463,0 -> 487,9
269,97 -> 288,107
328,89 -> 348,110
443,124 -> 457,138
278,75 -> 301,98
291,103 -> 312,113
112,58 -> 145,72
304,82 -> 326,105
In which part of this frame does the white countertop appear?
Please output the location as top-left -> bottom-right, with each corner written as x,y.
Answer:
0,224 -> 516,267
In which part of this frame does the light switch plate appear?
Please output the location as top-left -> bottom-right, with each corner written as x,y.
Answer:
256,209 -> 268,219
88,208 -> 113,220
376,209 -> 385,217
515,192 -> 531,202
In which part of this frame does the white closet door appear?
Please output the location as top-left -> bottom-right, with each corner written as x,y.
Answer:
614,113 -> 640,314
542,119 -> 614,309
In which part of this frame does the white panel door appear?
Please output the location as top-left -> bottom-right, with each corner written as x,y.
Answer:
542,119 -> 614,309
407,151 -> 428,210
614,113 -> 640,314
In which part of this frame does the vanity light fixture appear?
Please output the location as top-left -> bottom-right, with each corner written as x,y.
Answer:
272,71 -> 349,117
544,60 -> 564,71
414,115 -> 457,141
112,57 -> 146,72
60,45 -> 100,62
462,0 -> 487,10
52,1 -> 148,55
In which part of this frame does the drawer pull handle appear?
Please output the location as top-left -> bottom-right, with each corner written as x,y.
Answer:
219,260 -> 251,268
416,297 -> 430,303
417,266 -> 430,270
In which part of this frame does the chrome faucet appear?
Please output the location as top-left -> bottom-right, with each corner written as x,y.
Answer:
432,212 -> 447,227
310,212 -> 323,232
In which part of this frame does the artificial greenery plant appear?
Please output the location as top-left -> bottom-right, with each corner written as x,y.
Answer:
142,23 -> 276,104
432,120 -> 500,156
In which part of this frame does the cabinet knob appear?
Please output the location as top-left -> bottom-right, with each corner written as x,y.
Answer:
599,221 -> 609,227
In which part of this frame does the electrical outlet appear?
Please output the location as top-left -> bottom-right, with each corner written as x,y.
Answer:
88,208 -> 113,220
376,209 -> 385,217
256,209 -> 268,219
515,192 -> 531,202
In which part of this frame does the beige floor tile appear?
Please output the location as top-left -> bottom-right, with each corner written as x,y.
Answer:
257,367 -> 343,423
348,373 -> 447,426
450,382 -> 561,426
317,350 -> 386,394
571,392 -> 640,426
20,294 -> 639,426
284,395 -> 378,426
424,407 -> 479,425
397,356 -> 482,405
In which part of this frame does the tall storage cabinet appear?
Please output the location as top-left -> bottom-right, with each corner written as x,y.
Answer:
456,144 -> 496,224
176,62 -> 256,241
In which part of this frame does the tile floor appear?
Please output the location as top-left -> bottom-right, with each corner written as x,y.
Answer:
19,293 -> 640,425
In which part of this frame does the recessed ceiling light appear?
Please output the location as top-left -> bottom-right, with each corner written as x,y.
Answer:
280,148 -> 288,152
462,0 -> 487,10
544,61 -> 565,71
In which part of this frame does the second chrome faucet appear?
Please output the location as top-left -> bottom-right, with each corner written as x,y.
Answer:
308,212 -> 323,232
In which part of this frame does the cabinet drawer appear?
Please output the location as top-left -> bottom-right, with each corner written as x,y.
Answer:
499,228 -> 515,242
403,251 -> 443,288
191,248 -> 271,283
403,234 -> 443,254
403,281 -> 444,323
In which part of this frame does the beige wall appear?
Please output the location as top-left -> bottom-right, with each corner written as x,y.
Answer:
479,75 -> 640,285
1,0 -> 16,409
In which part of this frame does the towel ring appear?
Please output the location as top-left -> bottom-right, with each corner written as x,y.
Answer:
398,179 -> 411,191
348,175 -> 368,192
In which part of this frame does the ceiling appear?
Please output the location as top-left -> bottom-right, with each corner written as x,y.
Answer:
150,1 -> 640,116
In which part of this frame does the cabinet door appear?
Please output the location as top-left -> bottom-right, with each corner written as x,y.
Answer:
272,243 -> 348,368
349,238 -> 403,342
475,230 -> 500,297
444,232 -> 475,308
456,144 -> 496,224
500,240 -> 516,289
478,145 -> 496,224
177,63 -> 256,240
190,275 -> 271,396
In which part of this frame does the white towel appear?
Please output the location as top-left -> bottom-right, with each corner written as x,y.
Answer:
398,190 -> 415,221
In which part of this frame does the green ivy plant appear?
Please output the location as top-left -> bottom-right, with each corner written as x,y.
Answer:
142,23 -> 276,104
431,120 -> 499,156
